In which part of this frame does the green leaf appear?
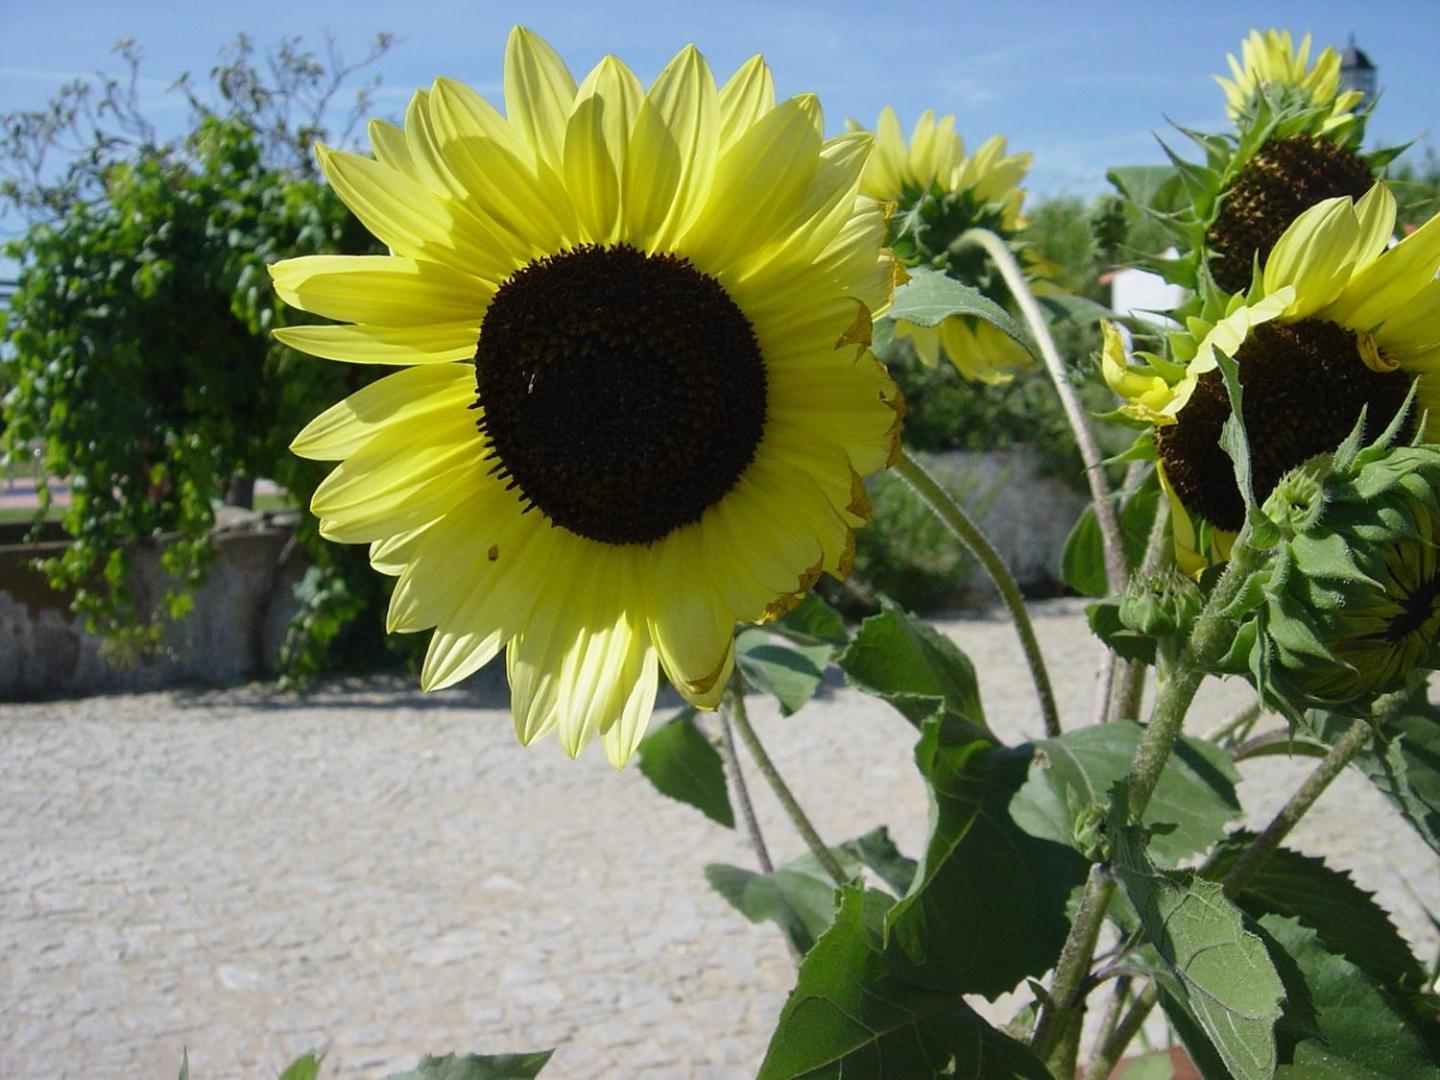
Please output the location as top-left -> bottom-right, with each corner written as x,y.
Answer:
736,628 -> 830,716
1035,291 -> 1113,326
770,592 -> 849,647
758,887 -> 1050,1080
707,829 -> 917,953
1108,164 -> 1186,214
1060,472 -> 1161,598
885,719 -> 1088,997
1208,837 -> 1427,989
1011,723 -> 1241,865
1264,916 -> 1440,1079
837,602 -> 987,731
838,826 -> 918,897
1313,690 -> 1440,858
705,854 -> 856,956
635,709 -> 734,828
885,266 -> 1034,358
384,1052 -> 554,1080
278,1054 -> 323,1080
1085,600 -> 1158,664
1121,1052 -> 1177,1080
178,1050 -> 190,1080
1112,825 -> 1285,1080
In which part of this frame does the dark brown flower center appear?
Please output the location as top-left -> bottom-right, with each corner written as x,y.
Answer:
1156,319 -> 1412,532
474,243 -> 767,546
1207,135 -> 1372,294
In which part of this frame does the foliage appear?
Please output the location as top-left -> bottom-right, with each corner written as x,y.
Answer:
1388,146 -> 1440,232
0,36 -> 412,675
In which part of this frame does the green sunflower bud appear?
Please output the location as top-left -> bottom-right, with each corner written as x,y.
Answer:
1119,571 -> 1205,640
1248,443 -> 1440,719
1260,459 -> 1328,536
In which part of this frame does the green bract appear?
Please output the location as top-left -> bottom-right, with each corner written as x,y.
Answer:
1245,442 -> 1440,718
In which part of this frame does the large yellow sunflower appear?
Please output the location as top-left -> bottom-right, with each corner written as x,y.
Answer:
270,28 -> 903,765
852,107 -> 1037,385
1105,182 -> 1440,571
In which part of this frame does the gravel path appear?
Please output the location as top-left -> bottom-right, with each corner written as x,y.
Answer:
3,599 -> 1437,1078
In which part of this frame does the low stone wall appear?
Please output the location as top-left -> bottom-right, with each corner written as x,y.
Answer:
0,450 -> 1089,699
1,519 -> 308,700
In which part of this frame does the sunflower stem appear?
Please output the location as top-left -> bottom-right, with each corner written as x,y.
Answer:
959,227 -> 1128,596
718,712 -> 775,875
1081,983 -> 1159,1080
1031,535 -> 1258,1061
894,447 -> 1061,737
726,673 -> 848,886
1221,711 -> 1379,896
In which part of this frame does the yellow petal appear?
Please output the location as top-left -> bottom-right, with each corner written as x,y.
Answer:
681,94 -> 822,273
291,364 -> 475,461
368,118 -> 415,177
503,26 -> 578,172
563,95 -> 622,243
717,54 -> 774,152
269,255 -> 492,326
273,321 -> 479,366
647,526 -> 736,697
623,43 -> 718,251
1326,207 -> 1440,332
1263,195 -> 1360,318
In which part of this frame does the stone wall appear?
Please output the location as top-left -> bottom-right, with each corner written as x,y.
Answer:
1,518 -> 307,700
0,450 -> 1089,699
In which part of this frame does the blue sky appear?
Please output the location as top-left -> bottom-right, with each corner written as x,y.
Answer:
0,0 -> 1434,228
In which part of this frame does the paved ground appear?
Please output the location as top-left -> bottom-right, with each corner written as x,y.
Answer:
3,599 -> 1438,1078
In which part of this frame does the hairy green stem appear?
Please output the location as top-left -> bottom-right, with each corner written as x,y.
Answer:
1110,492 -> 1173,725
1029,865 -> 1116,1068
895,447 -> 1060,737
719,712 -> 775,875
961,227 -> 1127,594
1222,715 -> 1375,895
1081,983 -> 1160,1080
727,673 -> 848,886
1031,536 -> 1258,1062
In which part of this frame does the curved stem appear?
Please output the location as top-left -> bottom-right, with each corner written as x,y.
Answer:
726,673 -> 848,886
1029,865 -> 1116,1068
894,447 -> 1060,737
1222,714 -> 1376,895
961,227 -> 1127,594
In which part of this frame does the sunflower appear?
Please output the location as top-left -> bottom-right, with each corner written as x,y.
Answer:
851,107 -> 1037,384
270,28 -> 903,765
1105,182 -> 1440,571
1215,29 -> 1362,131
1202,29 -> 1375,294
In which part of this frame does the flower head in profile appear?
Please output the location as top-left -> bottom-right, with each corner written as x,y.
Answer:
1215,29 -> 1361,131
1106,183 -> 1440,571
851,107 -> 1037,384
270,28 -> 903,765
1202,29 -> 1376,294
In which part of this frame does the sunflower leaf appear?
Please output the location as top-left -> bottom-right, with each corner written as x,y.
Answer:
884,266 -> 1034,358
383,1051 -> 554,1079
769,592 -> 849,647
1112,822 -> 1285,1080
278,1054 -> 323,1080
736,629 -> 830,716
1011,722 -> 1241,866
758,887 -> 1050,1080
635,708 -> 734,828
1262,916 -> 1440,1078
1061,470 -> 1161,598
837,601 -> 987,732
1085,600 -> 1158,664
1207,836 -> 1427,990
884,719 -> 1088,997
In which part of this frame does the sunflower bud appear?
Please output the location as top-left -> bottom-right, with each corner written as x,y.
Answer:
1248,443 -> 1440,718
1120,571 -> 1205,640
1259,459 -> 1327,536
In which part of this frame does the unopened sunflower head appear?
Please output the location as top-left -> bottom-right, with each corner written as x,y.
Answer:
1242,440 -> 1440,718
1105,182 -> 1440,573
1216,29 -> 1363,135
269,27 -> 904,766
1196,30 -> 1382,295
851,107 -> 1037,384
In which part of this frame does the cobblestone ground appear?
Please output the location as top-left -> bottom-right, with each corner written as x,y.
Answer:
4,599 -> 1438,1078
